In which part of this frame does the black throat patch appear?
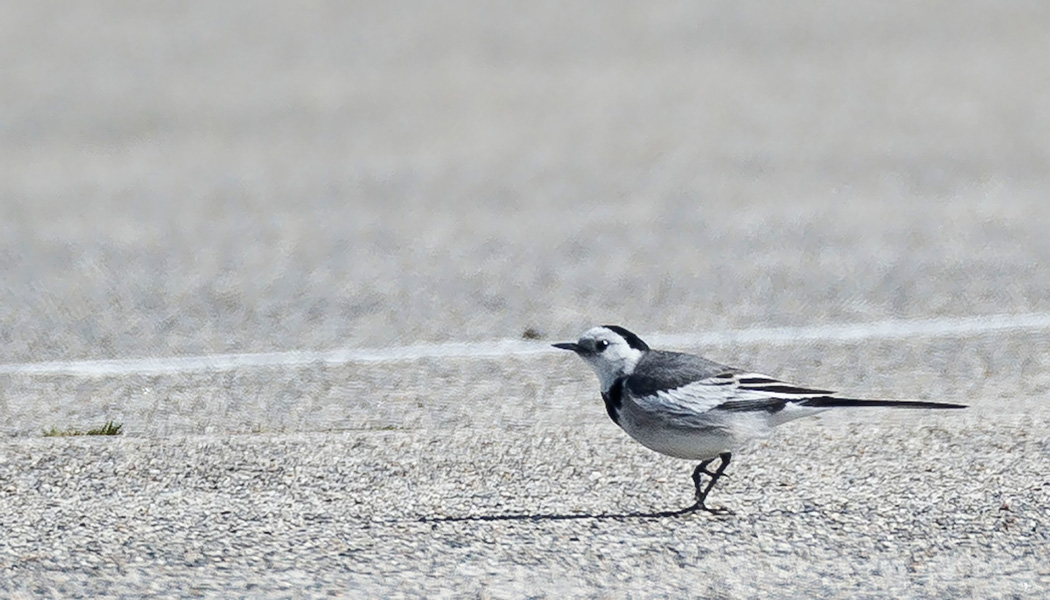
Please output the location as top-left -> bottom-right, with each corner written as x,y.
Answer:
601,378 -> 626,425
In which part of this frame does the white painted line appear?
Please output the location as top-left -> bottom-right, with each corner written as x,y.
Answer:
1,312 -> 1048,377
653,311 -> 1050,347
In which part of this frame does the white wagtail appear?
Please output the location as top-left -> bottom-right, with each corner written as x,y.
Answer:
553,325 -> 966,514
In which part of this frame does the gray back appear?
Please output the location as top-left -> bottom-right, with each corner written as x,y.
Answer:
626,350 -> 734,396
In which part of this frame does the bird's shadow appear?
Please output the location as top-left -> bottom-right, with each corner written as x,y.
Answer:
419,505 -> 732,523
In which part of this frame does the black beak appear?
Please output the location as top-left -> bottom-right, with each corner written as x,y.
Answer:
551,342 -> 580,352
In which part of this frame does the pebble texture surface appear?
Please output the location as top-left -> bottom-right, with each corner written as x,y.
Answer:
2,0 -> 1050,597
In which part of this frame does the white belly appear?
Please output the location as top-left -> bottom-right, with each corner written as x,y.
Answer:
621,421 -> 736,460
615,397 -> 779,460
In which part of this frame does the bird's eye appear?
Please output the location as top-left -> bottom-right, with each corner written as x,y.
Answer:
595,339 -> 610,352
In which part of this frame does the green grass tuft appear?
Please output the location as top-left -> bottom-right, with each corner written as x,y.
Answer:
44,420 -> 124,437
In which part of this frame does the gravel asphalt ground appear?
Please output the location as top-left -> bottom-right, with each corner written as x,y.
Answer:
2,1 -> 1050,598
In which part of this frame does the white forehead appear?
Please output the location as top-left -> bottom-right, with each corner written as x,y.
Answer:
573,326 -> 643,388
579,326 -> 620,343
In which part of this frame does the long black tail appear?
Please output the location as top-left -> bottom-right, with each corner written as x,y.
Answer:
798,397 -> 966,410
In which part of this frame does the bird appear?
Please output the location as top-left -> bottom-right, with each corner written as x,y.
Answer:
553,325 -> 966,514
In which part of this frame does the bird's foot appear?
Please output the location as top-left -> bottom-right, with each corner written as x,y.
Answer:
684,500 -> 734,516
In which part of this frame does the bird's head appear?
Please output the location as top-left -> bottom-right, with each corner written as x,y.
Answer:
552,325 -> 649,391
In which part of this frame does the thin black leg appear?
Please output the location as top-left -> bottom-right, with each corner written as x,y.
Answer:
692,458 -> 719,480
685,452 -> 733,514
691,458 -> 716,491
